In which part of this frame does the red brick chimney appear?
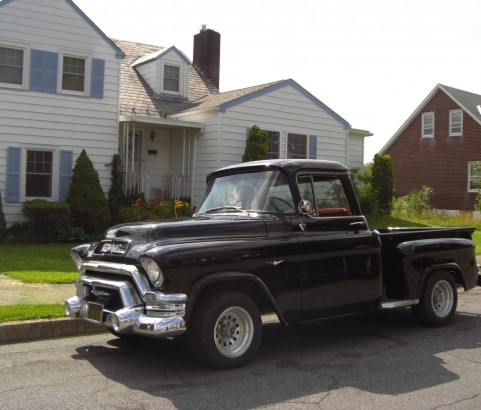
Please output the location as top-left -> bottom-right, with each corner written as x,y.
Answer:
193,25 -> 220,89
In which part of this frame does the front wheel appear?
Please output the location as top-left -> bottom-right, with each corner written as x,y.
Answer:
413,271 -> 457,327
188,292 -> 262,369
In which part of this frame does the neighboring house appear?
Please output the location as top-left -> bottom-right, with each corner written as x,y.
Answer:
0,0 -> 372,227
0,0 -> 123,226
381,84 -> 481,211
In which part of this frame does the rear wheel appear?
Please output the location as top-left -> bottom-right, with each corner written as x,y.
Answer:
414,271 -> 457,327
188,292 -> 262,369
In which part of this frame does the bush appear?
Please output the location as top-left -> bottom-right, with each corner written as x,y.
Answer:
371,154 -> 393,213
120,198 -> 192,222
66,149 -> 111,235
20,199 -> 86,242
243,125 -> 268,162
0,191 -> 6,243
392,186 -> 434,217
350,166 -> 378,216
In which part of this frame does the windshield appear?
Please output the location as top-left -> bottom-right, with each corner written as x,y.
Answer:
195,170 -> 295,214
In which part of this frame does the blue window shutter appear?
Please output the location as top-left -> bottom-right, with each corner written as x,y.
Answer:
6,147 -> 21,203
59,150 -> 73,202
29,49 -> 58,93
90,58 -> 105,98
308,135 -> 317,159
43,51 -> 58,93
29,49 -> 44,91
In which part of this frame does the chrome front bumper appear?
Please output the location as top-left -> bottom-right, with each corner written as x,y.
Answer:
64,261 -> 187,338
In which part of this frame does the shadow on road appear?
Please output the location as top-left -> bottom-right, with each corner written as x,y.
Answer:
72,306 -> 481,409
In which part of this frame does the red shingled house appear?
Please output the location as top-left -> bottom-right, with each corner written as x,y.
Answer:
381,84 -> 481,210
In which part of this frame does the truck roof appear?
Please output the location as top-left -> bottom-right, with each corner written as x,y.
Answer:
208,159 -> 350,181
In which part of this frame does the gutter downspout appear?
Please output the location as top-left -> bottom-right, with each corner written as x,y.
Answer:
190,126 -> 205,207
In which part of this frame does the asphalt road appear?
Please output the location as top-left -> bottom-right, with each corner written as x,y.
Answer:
2,289 -> 481,410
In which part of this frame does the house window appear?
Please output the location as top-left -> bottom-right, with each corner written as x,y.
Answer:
26,150 -> 53,198
422,112 -> 434,138
163,64 -> 180,92
0,46 -> 24,85
468,162 -> 481,193
449,110 -> 463,136
287,133 -> 307,159
62,56 -> 86,92
266,131 -> 280,159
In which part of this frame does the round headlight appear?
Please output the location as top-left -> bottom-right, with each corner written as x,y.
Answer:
140,256 -> 164,287
70,251 -> 83,271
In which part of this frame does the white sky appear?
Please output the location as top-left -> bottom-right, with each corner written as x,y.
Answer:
74,0 -> 481,164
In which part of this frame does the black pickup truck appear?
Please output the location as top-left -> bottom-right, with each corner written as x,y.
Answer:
65,159 -> 480,369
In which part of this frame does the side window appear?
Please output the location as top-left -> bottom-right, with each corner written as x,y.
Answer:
297,174 -> 352,217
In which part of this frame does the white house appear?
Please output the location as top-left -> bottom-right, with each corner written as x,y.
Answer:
0,0 -> 371,227
0,0 -> 123,226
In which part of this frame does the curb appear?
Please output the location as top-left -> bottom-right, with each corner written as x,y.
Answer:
0,318 -> 107,344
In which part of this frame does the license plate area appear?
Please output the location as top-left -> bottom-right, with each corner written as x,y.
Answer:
87,302 -> 104,323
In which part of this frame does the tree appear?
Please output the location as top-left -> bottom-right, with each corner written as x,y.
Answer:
371,153 -> 393,213
0,191 -> 6,243
107,154 -> 125,225
242,125 -> 268,162
66,149 -> 111,235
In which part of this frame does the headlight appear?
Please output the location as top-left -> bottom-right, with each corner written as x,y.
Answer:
140,256 -> 164,287
70,251 -> 83,271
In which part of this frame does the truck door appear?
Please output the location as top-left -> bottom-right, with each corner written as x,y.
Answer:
294,173 -> 382,322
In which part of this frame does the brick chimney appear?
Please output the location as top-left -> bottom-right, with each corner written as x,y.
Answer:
193,25 -> 221,89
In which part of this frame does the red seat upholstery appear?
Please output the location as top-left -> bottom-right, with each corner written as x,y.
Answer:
317,208 -> 351,217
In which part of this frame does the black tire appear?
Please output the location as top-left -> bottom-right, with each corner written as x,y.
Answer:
414,271 -> 457,327
188,292 -> 262,369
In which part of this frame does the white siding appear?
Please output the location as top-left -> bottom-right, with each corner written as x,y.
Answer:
347,136 -> 364,169
0,0 -> 121,226
180,84 -> 350,204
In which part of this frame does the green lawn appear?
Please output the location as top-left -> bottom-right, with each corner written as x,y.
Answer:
0,243 -> 77,283
0,304 -> 65,322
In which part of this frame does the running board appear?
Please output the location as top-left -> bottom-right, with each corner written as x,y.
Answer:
380,299 -> 419,309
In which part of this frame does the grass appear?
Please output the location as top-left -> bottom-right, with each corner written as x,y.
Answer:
0,304 -> 65,322
0,243 -> 77,283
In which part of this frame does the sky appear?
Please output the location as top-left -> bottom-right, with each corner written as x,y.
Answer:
74,0 -> 481,163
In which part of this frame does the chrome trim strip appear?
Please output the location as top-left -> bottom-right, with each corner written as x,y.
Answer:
380,299 -> 419,309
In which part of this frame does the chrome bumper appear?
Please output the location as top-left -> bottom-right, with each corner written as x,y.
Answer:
64,261 -> 187,338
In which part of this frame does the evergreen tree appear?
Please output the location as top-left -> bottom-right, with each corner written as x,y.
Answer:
242,125 -> 268,162
371,153 -> 393,213
0,191 -> 6,243
67,149 -> 110,235
107,154 -> 125,225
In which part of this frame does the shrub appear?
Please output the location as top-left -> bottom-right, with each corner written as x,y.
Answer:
107,154 -> 126,225
66,149 -> 111,235
371,154 -> 393,213
243,125 -> 268,162
392,186 -> 434,217
350,166 -> 378,216
0,191 -> 6,243
120,198 -> 193,222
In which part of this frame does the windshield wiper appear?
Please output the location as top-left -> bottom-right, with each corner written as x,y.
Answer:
204,206 -> 247,214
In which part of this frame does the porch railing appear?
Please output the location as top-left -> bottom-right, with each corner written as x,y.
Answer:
124,172 -> 151,200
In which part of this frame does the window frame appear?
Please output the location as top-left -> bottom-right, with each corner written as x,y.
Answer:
0,43 -> 29,88
23,147 -> 57,200
287,133 -> 308,159
162,62 -> 181,94
265,130 -> 280,159
59,52 -> 90,95
421,112 -> 435,138
468,161 -> 481,193
449,109 -> 463,137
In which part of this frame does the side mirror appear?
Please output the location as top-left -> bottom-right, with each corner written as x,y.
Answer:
298,199 -> 313,215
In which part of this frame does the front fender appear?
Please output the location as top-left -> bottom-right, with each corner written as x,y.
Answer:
186,272 -> 288,325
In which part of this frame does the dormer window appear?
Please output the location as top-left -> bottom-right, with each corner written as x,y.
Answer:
163,64 -> 180,93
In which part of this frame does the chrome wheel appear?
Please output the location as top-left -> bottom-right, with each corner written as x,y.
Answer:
431,279 -> 454,318
214,306 -> 254,358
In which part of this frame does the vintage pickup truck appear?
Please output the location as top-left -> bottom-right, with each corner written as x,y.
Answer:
65,159 -> 480,369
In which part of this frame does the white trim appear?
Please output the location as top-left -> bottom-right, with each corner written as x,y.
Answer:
449,109 -> 463,137
58,50 -> 91,96
467,161 -> 481,193
421,112 -> 435,139
0,41 -> 30,90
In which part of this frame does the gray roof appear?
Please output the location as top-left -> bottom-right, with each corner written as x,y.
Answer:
113,39 -> 219,118
440,84 -> 481,124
